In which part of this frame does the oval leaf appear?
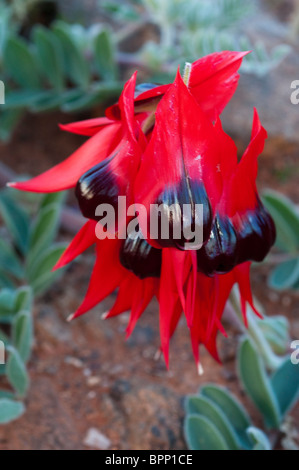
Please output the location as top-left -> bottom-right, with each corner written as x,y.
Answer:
6,346 -> 29,397
4,36 -> 41,89
0,399 -> 25,424
238,339 -> 281,429
269,258 -> 299,291
271,357 -> 299,418
200,384 -> 252,448
247,427 -> 271,451
262,191 -> 299,253
33,26 -> 65,91
185,415 -> 229,450
185,395 -> 240,450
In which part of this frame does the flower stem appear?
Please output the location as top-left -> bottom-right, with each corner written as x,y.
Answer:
229,289 -> 285,371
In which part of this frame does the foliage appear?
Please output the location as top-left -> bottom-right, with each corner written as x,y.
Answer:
184,339 -> 299,450
0,16 -> 122,141
262,190 -> 299,291
1,0 -> 291,141
185,384 -> 271,450
0,189 -> 67,424
101,0 -> 291,78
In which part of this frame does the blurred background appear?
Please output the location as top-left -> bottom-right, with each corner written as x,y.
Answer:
0,0 -> 298,450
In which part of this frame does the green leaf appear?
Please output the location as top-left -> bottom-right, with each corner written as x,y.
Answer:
29,243 -> 67,296
238,339 -> 281,429
200,384 -> 252,449
0,109 -> 24,142
262,191 -> 299,252
256,316 -> 289,355
0,288 -> 15,314
40,191 -> 66,210
0,272 -> 15,289
246,427 -> 271,450
3,36 -> 41,89
271,357 -> 299,418
185,395 -> 241,450
269,258 -> 299,291
0,238 -> 24,280
61,82 -> 123,112
52,21 -> 90,88
27,202 -> 63,270
33,26 -> 65,91
12,311 -> 33,363
6,346 -> 29,397
184,415 -> 229,450
0,399 -> 25,424
93,28 -> 118,81
5,90 -> 50,109
0,191 -> 30,255
14,286 -> 33,313
0,390 -> 15,400
30,88 -> 82,113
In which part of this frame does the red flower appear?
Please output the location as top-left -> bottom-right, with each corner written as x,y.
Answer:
9,51 -> 276,369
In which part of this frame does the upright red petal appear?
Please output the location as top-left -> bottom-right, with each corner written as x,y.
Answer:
135,71 -> 221,249
188,51 -> 250,121
229,109 -> 268,214
76,72 -> 146,233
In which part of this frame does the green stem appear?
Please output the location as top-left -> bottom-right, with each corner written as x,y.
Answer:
230,290 -> 284,372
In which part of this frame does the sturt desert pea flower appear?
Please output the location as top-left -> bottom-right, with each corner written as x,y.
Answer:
8,51 -> 276,369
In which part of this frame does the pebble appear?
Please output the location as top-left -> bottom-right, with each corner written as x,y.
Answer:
64,356 -> 84,369
87,376 -> 101,387
83,428 -> 111,450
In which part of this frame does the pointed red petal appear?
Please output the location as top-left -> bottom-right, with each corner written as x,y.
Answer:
159,249 -> 183,367
119,71 -> 139,140
188,51 -> 250,121
59,117 -> 115,137
72,239 -> 127,318
106,274 -> 136,319
126,277 -> 158,337
229,109 -> 267,213
9,122 -> 123,193
54,220 -> 97,270
234,262 -> 263,327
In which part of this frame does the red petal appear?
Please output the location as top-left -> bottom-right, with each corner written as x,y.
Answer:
135,84 -> 171,103
59,117 -> 115,137
188,51 -> 250,121
234,262 -> 262,327
134,71 -> 221,243
72,239 -> 127,319
9,122 -> 123,193
126,277 -> 158,337
53,220 -> 97,270
106,274 -> 136,319
228,109 -> 267,214
159,249 -> 183,367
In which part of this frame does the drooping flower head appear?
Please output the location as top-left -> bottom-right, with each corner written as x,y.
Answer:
9,51 -> 276,369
